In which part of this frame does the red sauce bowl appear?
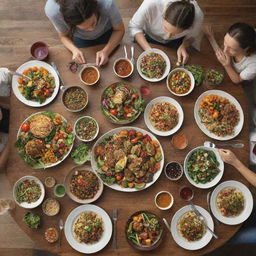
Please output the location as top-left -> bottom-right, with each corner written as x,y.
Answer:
113,58 -> 134,78
30,41 -> 49,60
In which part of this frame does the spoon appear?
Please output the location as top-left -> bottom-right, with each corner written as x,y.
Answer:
130,46 -> 134,64
124,45 -> 128,59
162,218 -> 172,233
51,62 -> 65,88
58,219 -> 64,247
206,191 -> 220,225
204,141 -> 244,149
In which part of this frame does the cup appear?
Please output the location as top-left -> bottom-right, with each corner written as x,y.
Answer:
54,184 -> 66,198
30,41 -> 49,60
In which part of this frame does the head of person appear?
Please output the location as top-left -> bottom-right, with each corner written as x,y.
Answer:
224,23 -> 256,57
58,0 -> 99,31
163,0 -> 195,39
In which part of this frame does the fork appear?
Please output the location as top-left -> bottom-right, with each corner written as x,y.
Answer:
58,219 -> 64,247
124,45 -> 128,59
112,209 -> 118,250
207,191 -> 221,225
51,62 -> 66,89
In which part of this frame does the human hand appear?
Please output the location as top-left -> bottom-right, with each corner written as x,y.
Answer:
218,149 -> 239,166
72,48 -> 86,64
177,44 -> 189,65
215,49 -> 230,67
96,50 -> 109,66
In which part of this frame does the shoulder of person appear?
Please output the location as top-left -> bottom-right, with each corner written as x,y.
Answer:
97,0 -> 114,10
45,0 -> 61,18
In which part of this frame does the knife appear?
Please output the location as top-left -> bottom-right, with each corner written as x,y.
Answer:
190,203 -> 218,239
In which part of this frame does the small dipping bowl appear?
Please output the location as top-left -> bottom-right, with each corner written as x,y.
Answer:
54,184 -> 66,198
80,65 -> 100,86
61,86 -> 88,112
179,186 -> 194,201
155,191 -> 174,210
171,133 -> 188,150
42,198 -> 60,216
164,162 -> 183,181
30,41 -> 49,60
113,58 -> 134,78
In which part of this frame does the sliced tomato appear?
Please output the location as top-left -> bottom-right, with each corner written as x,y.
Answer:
110,109 -> 117,116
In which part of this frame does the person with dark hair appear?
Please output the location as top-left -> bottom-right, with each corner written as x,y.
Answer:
205,23 -> 256,84
45,0 -> 125,66
129,0 -> 204,65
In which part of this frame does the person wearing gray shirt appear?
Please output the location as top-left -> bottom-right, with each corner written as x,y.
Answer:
45,0 -> 124,66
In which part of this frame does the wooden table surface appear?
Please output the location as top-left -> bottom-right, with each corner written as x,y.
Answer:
6,42 -> 249,256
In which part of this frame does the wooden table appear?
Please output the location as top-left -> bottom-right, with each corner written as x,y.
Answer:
6,41 -> 249,256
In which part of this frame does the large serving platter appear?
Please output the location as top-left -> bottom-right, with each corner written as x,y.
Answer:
171,205 -> 214,250
144,96 -> 184,136
64,204 -> 112,254
194,90 -> 244,141
184,146 -> 224,189
12,60 -> 60,107
210,180 -> 253,225
91,126 -> 165,192
16,111 -> 74,169
137,48 -> 171,82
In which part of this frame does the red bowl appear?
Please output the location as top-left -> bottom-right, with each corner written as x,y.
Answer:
30,41 -> 49,60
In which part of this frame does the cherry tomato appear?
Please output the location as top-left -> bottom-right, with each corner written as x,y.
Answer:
21,123 -> 30,132
124,106 -> 132,113
110,109 -> 117,116
17,77 -> 23,84
32,67 -> 38,72
131,93 -> 139,99
44,89 -> 51,97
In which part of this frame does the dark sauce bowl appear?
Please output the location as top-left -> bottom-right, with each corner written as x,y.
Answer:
30,41 -> 49,60
164,161 -> 183,181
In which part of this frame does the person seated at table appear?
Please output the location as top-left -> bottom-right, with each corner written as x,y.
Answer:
218,148 -> 256,244
204,23 -> 256,84
45,0 -> 125,66
0,68 -> 11,172
128,0 -> 204,65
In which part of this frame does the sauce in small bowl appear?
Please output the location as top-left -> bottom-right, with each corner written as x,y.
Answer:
155,191 -> 174,210
54,184 -> 66,198
80,66 -> 100,86
171,133 -> 188,150
179,186 -> 194,201
113,58 -> 134,78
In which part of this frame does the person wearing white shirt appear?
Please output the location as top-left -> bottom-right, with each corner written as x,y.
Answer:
204,23 -> 256,84
128,0 -> 204,65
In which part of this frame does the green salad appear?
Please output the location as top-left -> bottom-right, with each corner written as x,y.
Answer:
23,212 -> 41,229
71,143 -> 91,165
205,69 -> 224,85
101,82 -> 144,124
186,149 -> 220,184
184,65 -> 204,86
16,179 -> 41,203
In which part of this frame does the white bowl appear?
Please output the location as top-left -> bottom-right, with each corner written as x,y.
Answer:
79,65 -> 100,86
74,116 -> 99,142
137,48 -> 171,82
184,146 -> 224,189
13,176 -> 45,209
155,191 -> 174,210
144,96 -> 184,136
167,68 -> 195,96
113,58 -> 134,78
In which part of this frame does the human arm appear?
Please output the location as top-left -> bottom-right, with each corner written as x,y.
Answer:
218,149 -> 256,187
96,22 -> 125,66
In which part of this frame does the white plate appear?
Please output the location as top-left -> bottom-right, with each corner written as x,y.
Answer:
210,180 -> 253,225
13,176 -> 45,209
137,48 -> 171,82
17,111 -> 74,169
194,90 -> 244,141
184,146 -> 224,189
12,60 -> 60,107
64,204 -> 112,254
91,126 -> 165,192
166,68 -> 195,96
171,205 -> 214,250
144,96 -> 184,136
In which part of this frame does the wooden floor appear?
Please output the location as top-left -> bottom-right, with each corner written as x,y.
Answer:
0,0 -> 256,255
